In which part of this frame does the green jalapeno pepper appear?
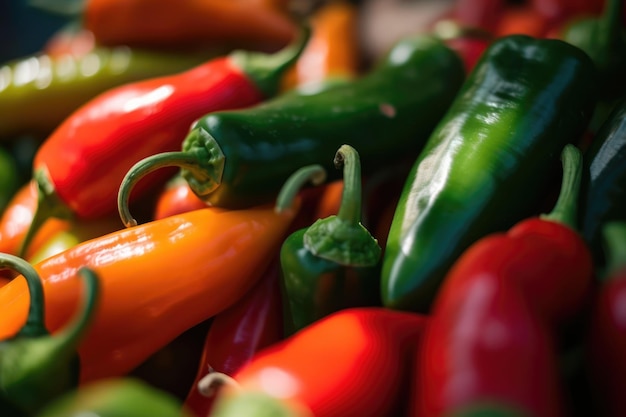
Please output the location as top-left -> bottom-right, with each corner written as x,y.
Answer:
0,256 -> 99,416
580,98 -> 626,268
280,144 -> 381,335
0,46 -> 220,138
118,34 -> 466,210
381,34 -> 597,313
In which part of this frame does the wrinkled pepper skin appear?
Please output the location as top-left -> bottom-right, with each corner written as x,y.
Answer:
152,34 -> 465,209
0,46 -> 216,138
580,99 -> 626,266
382,34 -> 597,312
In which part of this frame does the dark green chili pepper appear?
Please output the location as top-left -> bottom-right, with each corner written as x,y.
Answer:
0,46 -> 220,138
0,258 -> 100,416
381,34 -> 597,313
118,34 -> 466,210
0,144 -> 19,212
280,144 -> 381,335
580,98 -> 626,268
561,0 -> 626,102
35,378 -> 192,417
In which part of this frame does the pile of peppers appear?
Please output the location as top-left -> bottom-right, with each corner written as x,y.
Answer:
1,0 -> 626,416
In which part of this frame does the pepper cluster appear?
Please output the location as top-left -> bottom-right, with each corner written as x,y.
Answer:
0,0 -> 625,416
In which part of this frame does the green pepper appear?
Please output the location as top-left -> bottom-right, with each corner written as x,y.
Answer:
0,46 -> 221,138
561,0 -> 626,102
381,34 -> 597,313
0,145 -> 19,212
35,378 -> 193,417
580,98 -> 626,268
118,34 -> 466,210
0,256 -> 100,416
280,144 -> 381,335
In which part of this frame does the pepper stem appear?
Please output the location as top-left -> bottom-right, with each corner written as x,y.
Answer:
0,253 -> 47,338
275,165 -> 327,213
231,24 -> 312,98
198,372 -> 241,398
117,151 -> 214,227
19,171 -> 74,257
601,222 -> 626,281
302,144 -> 382,267
540,144 -> 582,228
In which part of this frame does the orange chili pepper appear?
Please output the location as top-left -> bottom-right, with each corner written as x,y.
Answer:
281,1 -> 361,91
0,164 -> 324,383
84,0 -> 298,52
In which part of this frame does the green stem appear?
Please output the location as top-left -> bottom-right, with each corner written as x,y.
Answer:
0,253 -> 47,338
335,144 -> 362,225
540,144 -> 582,229
275,165 -> 326,213
117,151 -> 213,227
601,222 -> 626,281
51,267 -> 100,353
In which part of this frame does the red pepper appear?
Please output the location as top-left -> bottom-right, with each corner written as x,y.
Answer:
411,145 -> 593,417
153,174 -> 207,221
183,256 -> 284,417
24,28 -> 309,255
447,0 -> 505,32
494,4 -> 551,38
587,222 -> 626,417
208,307 -> 427,417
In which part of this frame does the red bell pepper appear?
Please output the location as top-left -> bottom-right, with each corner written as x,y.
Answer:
412,145 -> 593,417
23,28 -> 309,255
208,307 -> 427,417
183,256 -> 284,417
587,222 -> 626,417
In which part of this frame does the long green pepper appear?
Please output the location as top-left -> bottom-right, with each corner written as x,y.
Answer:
382,34 -> 597,313
280,144 -> 381,335
118,34 -> 466,210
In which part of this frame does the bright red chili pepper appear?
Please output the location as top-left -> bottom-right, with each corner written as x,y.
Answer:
24,29 -> 309,255
494,4 -> 551,38
153,174 -> 208,221
587,221 -> 626,417
446,0 -> 505,32
184,256 -> 284,417
207,307 -> 427,417
411,145 -> 593,417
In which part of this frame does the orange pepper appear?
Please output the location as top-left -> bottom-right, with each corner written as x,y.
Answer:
0,165 -> 324,383
84,0 -> 297,52
281,1 -> 361,91
494,5 -> 551,38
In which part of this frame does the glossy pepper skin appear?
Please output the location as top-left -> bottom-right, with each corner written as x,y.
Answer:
412,145 -> 594,417
280,145 -> 381,334
0,165 -> 323,383
152,173 -> 207,221
0,46 -> 217,139
184,256 -> 284,417
382,34 -> 597,312
209,307 -> 428,417
36,378 -> 193,417
119,34 -> 466,210
0,259 -> 100,416
579,98 -> 626,266
587,222 -> 626,417
25,28 -> 309,253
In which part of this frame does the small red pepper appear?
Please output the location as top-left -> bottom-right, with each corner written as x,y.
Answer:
153,174 -> 207,221
183,256 -> 284,417
24,28 -> 309,255
412,145 -> 593,417
208,307 -> 427,417
587,221 -> 626,417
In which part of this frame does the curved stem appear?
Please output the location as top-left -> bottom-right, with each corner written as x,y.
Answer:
118,151 -> 204,227
540,144 -> 582,229
275,165 -> 326,213
334,144 -> 362,225
52,267 -> 100,351
0,253 -> 47,337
